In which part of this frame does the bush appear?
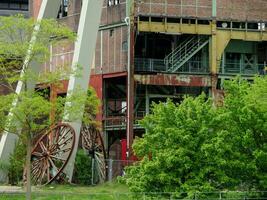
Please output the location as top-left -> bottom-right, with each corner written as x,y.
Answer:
74,149 -> 92,185
8,140 -> 26,185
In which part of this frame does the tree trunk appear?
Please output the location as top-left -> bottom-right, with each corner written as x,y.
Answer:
25,138 -> 32,200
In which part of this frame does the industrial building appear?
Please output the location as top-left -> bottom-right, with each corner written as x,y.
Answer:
28,0 -> 267,162
0,0 -> 29,16
0,1 -> 267,182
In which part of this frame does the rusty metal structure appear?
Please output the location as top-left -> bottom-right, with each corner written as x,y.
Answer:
29,123 -> 106,185
81,125 -> 106,184
1,0 -> 267,183
30,0 -> 267,180
30,123 -> 75,185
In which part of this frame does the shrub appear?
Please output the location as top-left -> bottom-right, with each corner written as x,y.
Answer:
74,149 -> 92,185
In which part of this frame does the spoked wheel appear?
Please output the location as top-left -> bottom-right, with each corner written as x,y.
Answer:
30,123 -> 75,185
81,125 -> 106,184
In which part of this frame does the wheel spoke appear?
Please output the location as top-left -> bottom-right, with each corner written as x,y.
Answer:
48,157 -> 59,174
53,147 -> 72,154
30,123 -> 75,185
50,155 -> 67,162
81,125 -> 106,184
32,151 -> 43,157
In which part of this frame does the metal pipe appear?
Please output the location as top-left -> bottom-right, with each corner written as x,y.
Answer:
212,0 -> 217,18
126,15 -> 131,158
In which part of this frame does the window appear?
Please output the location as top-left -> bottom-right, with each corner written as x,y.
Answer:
122,41 -> 128,51
0,0 -> 28,11
58,0 -> 68,18
108,0 -> 120,6
258,23 -> 266,31
109,29 -> 114,37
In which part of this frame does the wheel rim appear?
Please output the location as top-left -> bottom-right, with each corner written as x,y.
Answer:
81,125 -> 106,184
31,123 -> 75,185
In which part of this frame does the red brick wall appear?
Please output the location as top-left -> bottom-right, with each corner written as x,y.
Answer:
94,26 -> 128,75
101,0 -> 127,25
135,0 -> 267,22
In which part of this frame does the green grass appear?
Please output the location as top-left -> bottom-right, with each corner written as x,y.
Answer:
0,182 -> 133,200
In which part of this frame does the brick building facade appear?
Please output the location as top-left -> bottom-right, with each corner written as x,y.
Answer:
28,0 -> 267,161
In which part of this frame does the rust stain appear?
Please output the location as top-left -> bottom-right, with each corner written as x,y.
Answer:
134,74 -> 211,87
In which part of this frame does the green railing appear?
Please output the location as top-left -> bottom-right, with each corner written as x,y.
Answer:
135,58 -> 209,74
219,62 -> 265,76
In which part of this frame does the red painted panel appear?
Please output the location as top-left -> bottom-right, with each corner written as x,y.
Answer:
89,74 -> 103,122
52,75 -> 103,122
121,139 -> 127,161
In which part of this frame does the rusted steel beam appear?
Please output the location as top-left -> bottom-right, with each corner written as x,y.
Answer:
134,74 -> 211,87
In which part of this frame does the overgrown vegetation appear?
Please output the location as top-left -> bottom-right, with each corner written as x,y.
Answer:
122,76 -> 267,199
0,15 -> 99,200
73,149 -> 92,185
8,140 -> 26,185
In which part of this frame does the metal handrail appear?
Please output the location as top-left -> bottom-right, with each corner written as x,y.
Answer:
164,36 -> 194,62
135,57 -> 209,74
167,36 -> 207,72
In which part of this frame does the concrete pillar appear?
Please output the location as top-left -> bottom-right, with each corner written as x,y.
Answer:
63,0 -> 104,181
0,0 -> 61,183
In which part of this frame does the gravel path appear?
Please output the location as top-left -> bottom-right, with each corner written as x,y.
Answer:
0,186 -> 23,193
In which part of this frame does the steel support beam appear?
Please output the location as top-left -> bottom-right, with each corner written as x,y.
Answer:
138,20 -> 267,42
0,0 -> 61,182
63,0 -> 103,181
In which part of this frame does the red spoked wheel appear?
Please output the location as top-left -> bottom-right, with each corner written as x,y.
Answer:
81,125 -> 106,184
30,123 -> 75,185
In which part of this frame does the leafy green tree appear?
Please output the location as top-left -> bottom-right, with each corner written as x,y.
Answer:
0,15 -> 99,200
123,77 -> 267,199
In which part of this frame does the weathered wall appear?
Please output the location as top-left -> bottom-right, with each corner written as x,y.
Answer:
135,0 -> 267,22
32,0 -> 128,75
94,26 -> 128,74
101,0 -> 127,25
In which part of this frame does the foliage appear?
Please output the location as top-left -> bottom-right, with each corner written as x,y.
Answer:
8,139 -> 26,185
0,14 -> 77,138
73,149 -> 92,185
122,76 -> 267,199
0,15 -> 99,199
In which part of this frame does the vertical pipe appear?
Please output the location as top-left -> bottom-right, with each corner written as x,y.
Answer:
222,52 -> 225,74
114,28 -> 116,71
108,159 -> 113,182
126,0 -> 134,159
91,158 -> 95,185
212,0 -> 217,18
100,31 -> 103,73
145,86 -> 149,115
49,44 -> 53,72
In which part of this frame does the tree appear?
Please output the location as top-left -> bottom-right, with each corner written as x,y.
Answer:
122,76 -> 267,199
0,15 -> 99,200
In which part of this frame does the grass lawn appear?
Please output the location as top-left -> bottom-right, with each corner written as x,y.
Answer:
0,182 -> 134,200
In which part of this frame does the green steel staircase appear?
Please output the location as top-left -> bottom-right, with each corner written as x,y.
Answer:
165,36 -> 209,73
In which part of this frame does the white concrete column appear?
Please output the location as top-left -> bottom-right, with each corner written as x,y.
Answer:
0,0 -> 61,182
63,0 -> 104,181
